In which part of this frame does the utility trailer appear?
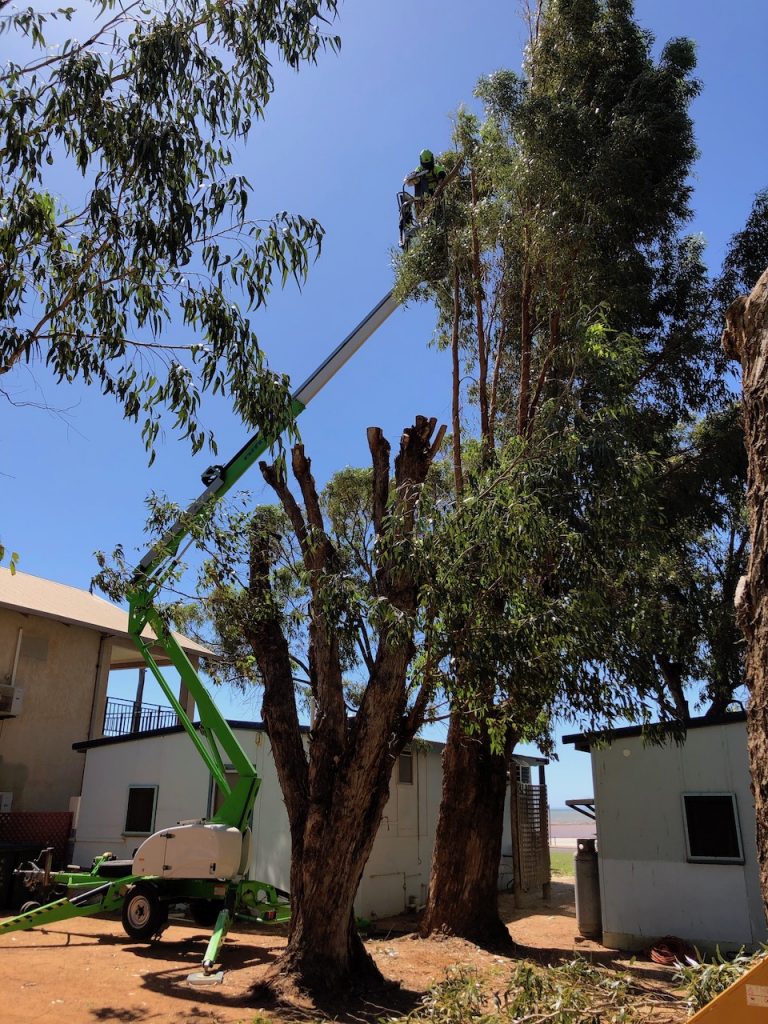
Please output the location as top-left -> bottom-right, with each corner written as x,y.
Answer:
0,289 -> 400,980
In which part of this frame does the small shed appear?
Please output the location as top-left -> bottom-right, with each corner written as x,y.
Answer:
563,712 -> 768,952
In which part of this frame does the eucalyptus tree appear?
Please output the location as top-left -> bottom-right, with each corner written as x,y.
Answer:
176,418 -> 446,994
0,0 -> 339,458
397,0 -> 717,945
640,188 -> 768,721
713,188 -> 768,324
635,407 -> 748,721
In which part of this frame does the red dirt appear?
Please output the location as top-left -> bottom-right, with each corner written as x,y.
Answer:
0,879 -> 686,1023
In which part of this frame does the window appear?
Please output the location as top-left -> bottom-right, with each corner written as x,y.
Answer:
398,748 -> 413,785
124,786 -> 158,835
21,634 -> 48,662
682,793 -> 744,863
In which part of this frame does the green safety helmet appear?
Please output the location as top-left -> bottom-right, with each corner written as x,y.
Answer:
419,148 -> 434,168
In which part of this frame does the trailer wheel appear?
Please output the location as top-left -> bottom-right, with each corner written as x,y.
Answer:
121,882 -> 168,940
20,901 -> 41,914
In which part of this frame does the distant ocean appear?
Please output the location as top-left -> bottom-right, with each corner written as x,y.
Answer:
548,807 -> 596,841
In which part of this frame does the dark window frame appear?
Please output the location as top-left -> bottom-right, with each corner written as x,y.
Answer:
682,792 -> 744,864
123,784 -> 158,836
398,747 -> 414,785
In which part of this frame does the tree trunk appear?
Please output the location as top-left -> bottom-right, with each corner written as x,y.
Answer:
655,653 -> 690,721
270,755 -> 398,993
722,266 -> 768,913
517,263 -> 533,436
420,711 -> 514,949
246,418 -> 444,996
470,168 -> 490,445
451,267 -> 464,498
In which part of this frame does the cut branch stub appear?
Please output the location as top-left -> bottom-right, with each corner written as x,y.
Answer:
261,450 -> 337,577
367,426 -> 391,535
291,444 -> 325,534
394,415 -> 446,529
259,459 -> 310,558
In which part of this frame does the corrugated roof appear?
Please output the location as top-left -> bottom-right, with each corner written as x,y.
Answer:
0,567 -> 212,660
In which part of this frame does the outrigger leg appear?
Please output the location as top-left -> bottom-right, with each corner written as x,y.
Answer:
187,906 -> 233,985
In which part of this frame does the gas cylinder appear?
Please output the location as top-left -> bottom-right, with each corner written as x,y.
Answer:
574,837 -> 602,940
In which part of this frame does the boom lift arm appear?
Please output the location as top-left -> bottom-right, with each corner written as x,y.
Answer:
126,289 -> 400,832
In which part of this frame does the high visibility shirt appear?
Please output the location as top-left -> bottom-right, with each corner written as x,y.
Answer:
404,163 -> 447,197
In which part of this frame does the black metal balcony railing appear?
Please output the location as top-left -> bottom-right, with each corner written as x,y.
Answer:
103,696 -> 178,737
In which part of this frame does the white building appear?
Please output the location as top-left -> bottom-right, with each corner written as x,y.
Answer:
563,712 -> 768,952
73,721 -> 546,920
75,722 -> 442,920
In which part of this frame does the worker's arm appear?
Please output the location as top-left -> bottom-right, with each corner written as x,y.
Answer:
404,168 -> 426,187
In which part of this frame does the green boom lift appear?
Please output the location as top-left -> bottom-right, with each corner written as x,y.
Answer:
0,289 -> 400,979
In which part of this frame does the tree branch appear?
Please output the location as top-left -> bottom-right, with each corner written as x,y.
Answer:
367,427 -> 391,536
260,459 -> 311,560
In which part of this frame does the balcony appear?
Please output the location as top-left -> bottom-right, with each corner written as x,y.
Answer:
102,696 -> 178,737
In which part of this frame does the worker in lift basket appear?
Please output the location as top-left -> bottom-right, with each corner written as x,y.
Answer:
404,149 -> 447,212
398,149 -> 447,249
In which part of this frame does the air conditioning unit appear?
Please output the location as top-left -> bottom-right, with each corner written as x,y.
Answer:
0,684 -> 23,718
0,792 -> 12,812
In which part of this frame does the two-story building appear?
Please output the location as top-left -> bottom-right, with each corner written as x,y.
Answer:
0,567 -> 208,862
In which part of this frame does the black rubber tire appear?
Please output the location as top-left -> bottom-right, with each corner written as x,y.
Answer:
121,882 -> 168,940
189,898 -> 225,927
20,901 -> 41,914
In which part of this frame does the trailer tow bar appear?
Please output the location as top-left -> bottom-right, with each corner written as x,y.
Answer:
0,876 -> 141,935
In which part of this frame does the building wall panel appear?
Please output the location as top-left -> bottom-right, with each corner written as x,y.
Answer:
590,721 -> 766,950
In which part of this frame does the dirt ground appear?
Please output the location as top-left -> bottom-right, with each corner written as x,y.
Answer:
0,878 -> 687,1024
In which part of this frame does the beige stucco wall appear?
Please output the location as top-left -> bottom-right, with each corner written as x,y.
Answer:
0,608 -> 103,812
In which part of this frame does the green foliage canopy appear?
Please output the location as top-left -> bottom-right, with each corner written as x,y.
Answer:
394,0 -> 744,734
0,0 -> 339,456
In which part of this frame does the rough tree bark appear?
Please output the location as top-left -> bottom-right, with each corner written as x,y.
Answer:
469,167 -> 490,442
450,267 -> 465,499
722,265 -> 768,913
420,711 -> 515,948
246,416 -> 445,995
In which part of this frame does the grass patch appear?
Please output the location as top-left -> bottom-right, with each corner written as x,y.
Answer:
549,849 -> 574,876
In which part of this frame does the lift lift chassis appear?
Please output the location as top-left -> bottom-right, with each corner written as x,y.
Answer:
0,289 -> 400,978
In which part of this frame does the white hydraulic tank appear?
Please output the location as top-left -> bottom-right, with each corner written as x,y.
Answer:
133,822 -> 244,880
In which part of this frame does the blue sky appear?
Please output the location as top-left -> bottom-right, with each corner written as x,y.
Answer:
1,0 -> 766,807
